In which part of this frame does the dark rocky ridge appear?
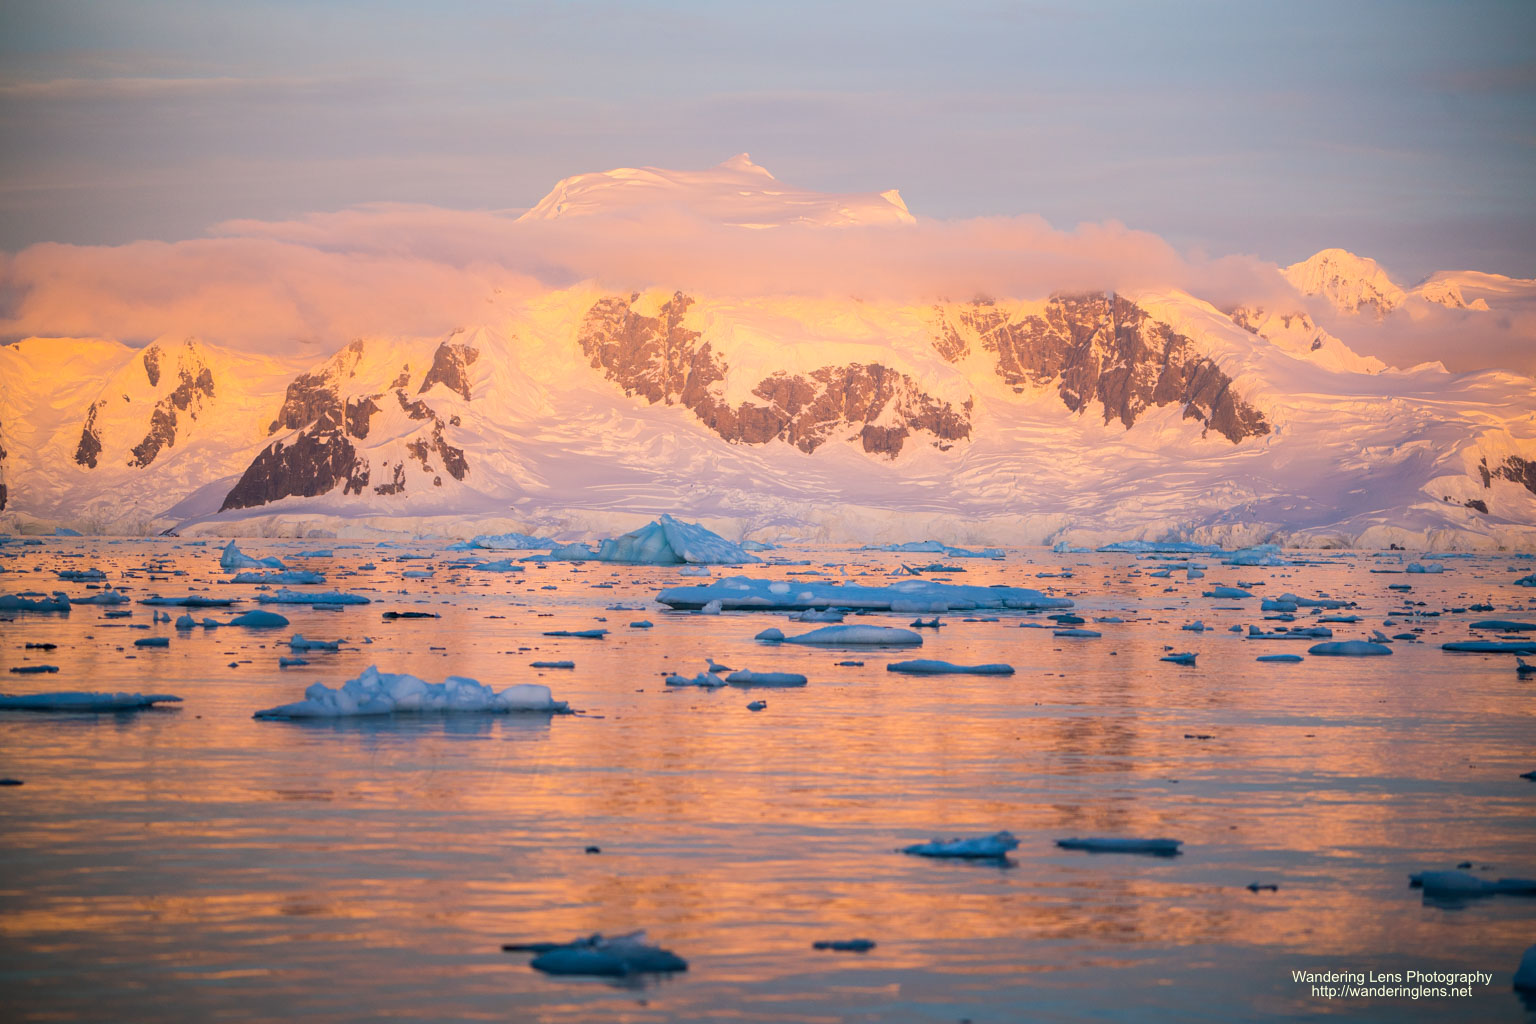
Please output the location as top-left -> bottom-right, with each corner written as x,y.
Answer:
936,294 -> 1269,443
1480,456 -> 1536,497
222,412 -> 371,511
75,404 -> 103,468
129,361 -> 216,468
0,416 -> 7,511
577,292 -> 971,456
418,340 -> 479,401
142,345 -> 162,388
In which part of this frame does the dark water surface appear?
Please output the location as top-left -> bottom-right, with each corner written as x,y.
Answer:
2,539 -> 1533,1022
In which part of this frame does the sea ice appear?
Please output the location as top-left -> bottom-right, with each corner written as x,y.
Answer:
69,589 -> 129,605
257,590 -> 371,605
253,665 -> 569,718
1203,587 -> 1253,599
288,634 -> 341,651
658,577 -> 1070,612
228,610 -> 290,628
505,932 -> 686,977
0,692 -> 181,711
724,670 -> 807,687
0,592 -> 71,612
665,672 -> 726,687
232,570 -> 326,585
902,831 -> 1019,859
1408,870 -> 1536,898
537,515 -> 759,565
886,660 -> 1014,675
780,625 -> 923,646
1307,641 -> 1391,656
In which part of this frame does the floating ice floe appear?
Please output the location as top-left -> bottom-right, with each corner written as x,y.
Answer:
133,637 -> 168,648
791,609 -> 845,623
1256,654 -> 1304,663
1516,574 -> 1536,587
1160,652 -> 1197,665
0,692 -> 181,711
775,625 -> 923,646
1057,837 -> 1183,856
1470,620 -> 1536,632
665,672 -> 726,687
219,540 -> 285,571
70,589 -> 129,605
1308,641 -> 1392,656
860,540 -> 1003,558
462,531 -> 553,551
886,660 -> 1014,675
257,589 -> 370,605
1442,639 -> 1536,653
228,610 -> 289,628
1098,541 -> 1222,554
503,931 -> 687,977
813,939 -> 876,952
278,656 -> 308,668
231,570 -> 326,585
1203,587 -> 1253,599
530,660 -> 575,669
746,700 -> 767,711
0,592 -> 71,612
903,831 -> 1019,859
253,665 -> 569,718
57,568 -> 106,582
9,665 -> 58,674
1223,545 -> 1293,566
1054,628 -> 1102,639
1249,625 -> 1332,640
658,577 -> 1071,613
288,634 -> 341,651
1406,562 -> 1444,574
543,629 -> 608,639
470,559 -> 525,573
1409,870 -> 1536,898
724,670 -> 807,687
141,595 -> 237,607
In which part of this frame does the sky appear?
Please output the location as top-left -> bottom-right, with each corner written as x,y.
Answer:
2,0 -> 1534,281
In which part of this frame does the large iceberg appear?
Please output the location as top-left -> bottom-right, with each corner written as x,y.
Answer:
534,515 -> 760,565
253,665 -> 570,719
463,531 -> 553,550
658,576 -> 1071,612
219,540 -> 285,570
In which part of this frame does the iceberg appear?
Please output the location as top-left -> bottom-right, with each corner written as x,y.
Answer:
470,559 -> 525,573
536,515 -> 759,565
1408,870 -> 1536,898
1441,640 -> 1536,654
140,595 -> 237,607
665,672 -> 726,687
657,577 -> 1071,613
1098,540 -> 1222,554
886,660 -> 1014,675
57,568 -> 106,582
288,634 -> 341,651
860,540 -> 1003,558
903,831 -> 1018,859
254,665 -> 569,718
0,692 -> 181,711
1256,654 -> 1304,663
1516,945 -> 1536,991
1202,587 -> 1253,599
219,540 -> 285,571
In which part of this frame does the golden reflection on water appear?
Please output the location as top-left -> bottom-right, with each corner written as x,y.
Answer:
1,541 -> 1534,1021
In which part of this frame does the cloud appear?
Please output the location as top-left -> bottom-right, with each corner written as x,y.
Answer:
0,174 -> 1524,375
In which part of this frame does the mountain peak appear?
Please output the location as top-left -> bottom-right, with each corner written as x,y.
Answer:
1283,248 -> 1406,317
517,156 -> 916,228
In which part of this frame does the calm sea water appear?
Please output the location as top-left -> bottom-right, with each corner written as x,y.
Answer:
2,539 -> 1533,1023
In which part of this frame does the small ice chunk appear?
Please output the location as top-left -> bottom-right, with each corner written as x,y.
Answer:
1307,641 -> 1391,656
813,939 -> 875,952
783,625 -> 923,646
516,931 -> 687,976
746,700 -> 767,711
1203,587 -> 1253,599
258,590 -> 371,605
542,629 -> 608,639
254,665 -> 569,718
1256,654 -> 1303,663
1409,870 -> 1536,897
1054,628 -> 1101,638
530,660 -> 575,669
175,614 -> 195,630
755,628 -> 786,642
1056,837 -> 1183,856
228,609 -> 289,628
133,637 -> 169,648
725,670 -> 807,687
665,672 -> 726,688
288,634 -> 341,651
1160,652 -> 1197,665
886,660 -> 1014,675
903,831 -> 1018,859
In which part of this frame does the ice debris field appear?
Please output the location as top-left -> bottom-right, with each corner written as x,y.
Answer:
2,519 -> 1535,1019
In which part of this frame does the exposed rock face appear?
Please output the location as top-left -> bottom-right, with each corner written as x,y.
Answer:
75,404 -> 103,468
222,338 -> 469,510
129,361 -> 216,468
936,294 -> 1269,443
142,345 -> 162,387
0,416 -> 7,511
577,292 -> 971,456
1483,456 -> 1536,497
221,414 -> 371,511
418,341 -> 479,401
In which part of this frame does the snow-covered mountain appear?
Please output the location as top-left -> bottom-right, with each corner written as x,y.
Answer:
2,160 -> 1534,549
1286,247 -> 1536,317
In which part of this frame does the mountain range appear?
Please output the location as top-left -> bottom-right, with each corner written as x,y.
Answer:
1,156 -> 1533,549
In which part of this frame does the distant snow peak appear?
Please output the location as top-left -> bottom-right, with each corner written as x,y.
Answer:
517,155 -> 916,228
1284,248 -> 1406,318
